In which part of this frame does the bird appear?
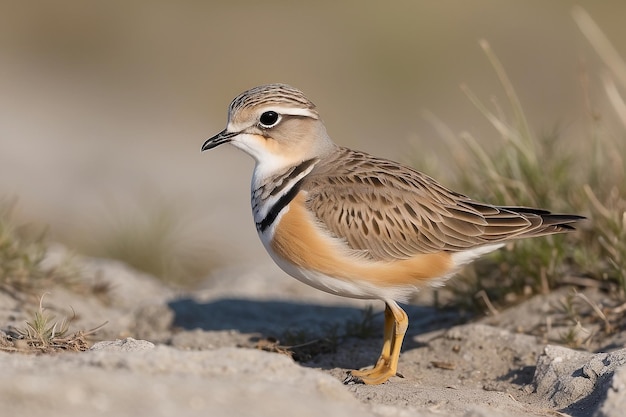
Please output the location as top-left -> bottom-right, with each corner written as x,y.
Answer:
201,83 -> 584,385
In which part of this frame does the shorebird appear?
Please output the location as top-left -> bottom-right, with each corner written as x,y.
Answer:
201,83 -> 584,385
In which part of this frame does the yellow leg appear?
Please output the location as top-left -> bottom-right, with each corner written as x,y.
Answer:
350,304 -> 394,377
348,301 -> 408,385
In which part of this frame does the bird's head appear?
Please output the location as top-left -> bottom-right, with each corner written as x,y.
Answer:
202,84 -> 335,174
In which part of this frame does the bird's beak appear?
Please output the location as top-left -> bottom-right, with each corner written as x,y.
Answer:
201,129 -> 238,151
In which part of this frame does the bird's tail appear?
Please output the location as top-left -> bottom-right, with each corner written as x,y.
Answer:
495,206 -> 585,238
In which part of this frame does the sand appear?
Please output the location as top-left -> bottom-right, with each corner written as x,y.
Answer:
1,246 -> 625,417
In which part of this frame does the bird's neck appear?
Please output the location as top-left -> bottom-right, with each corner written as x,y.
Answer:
251,157 -> 320,235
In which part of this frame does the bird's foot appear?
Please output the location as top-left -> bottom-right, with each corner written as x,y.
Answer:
344,365 -> 398,385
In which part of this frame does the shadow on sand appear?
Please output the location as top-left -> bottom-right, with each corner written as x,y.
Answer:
168,297 -> 463,342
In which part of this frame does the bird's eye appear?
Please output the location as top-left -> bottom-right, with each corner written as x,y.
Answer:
259,111 -> 280,128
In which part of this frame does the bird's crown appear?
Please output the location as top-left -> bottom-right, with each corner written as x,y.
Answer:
228,83 -> 318,119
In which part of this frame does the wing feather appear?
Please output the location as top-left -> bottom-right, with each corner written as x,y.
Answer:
302,148 -> 581,261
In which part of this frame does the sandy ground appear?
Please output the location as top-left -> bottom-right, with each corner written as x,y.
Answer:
1,246 -> 625,417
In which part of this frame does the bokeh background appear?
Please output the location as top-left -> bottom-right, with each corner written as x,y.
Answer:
1,1 -> 625,284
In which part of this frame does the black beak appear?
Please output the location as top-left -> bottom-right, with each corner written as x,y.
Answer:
201,129 -> 238,151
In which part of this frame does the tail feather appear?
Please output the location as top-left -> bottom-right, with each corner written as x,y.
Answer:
465,200 -> 586,243
496,207 -> 585,239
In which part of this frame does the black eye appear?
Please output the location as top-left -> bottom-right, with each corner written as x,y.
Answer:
259,111 -> 280,128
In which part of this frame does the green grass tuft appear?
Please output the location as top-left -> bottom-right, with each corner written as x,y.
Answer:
16,293 -> 72,347
0,198 -> 81,299
6,293 -> 106,353
416,29 -> 626,310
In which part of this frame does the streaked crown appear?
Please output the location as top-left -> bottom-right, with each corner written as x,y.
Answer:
229,84 -> 319,119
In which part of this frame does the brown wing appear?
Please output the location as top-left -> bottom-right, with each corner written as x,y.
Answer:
303,148 -> 581,261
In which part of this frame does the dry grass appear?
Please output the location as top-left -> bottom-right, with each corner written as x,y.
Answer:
0,198 -> 81,299
1,294 -> 106,353
0,198 -> 113,305
417,9 -> 626,313
0,201 -> 110,354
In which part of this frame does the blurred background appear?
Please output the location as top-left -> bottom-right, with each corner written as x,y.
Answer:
1,1 -> 625,286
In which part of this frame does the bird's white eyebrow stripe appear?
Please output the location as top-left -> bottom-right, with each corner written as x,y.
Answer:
260,106 -> 319,119
226,105 -> 318,133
